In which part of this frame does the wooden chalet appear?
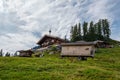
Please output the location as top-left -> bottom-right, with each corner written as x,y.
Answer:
37,35 -> 66,47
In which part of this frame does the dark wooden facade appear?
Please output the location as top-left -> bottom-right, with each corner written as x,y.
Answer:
37,35 -> 66,47
18,50 -> 34,57
94,40 -> 112,48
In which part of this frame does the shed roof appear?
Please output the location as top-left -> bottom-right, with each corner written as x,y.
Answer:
17,50 -> 33,53
94,40 -> 104,43
37,35 -> 65,45
61,42 -> 96,46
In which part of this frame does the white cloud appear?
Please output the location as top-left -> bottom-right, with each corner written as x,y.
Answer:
0,0 -> 120,53
0,32 -> 38,53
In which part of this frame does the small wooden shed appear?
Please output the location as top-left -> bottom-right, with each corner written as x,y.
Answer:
18,50 -> 34,57
94,40 -> 113,48
61,42 -> 96,58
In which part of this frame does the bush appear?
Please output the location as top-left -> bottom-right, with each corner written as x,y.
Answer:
50,45 -> 58,52
33,52 -> 44,57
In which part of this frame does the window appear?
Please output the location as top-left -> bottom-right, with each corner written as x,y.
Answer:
85,48 -> 89,50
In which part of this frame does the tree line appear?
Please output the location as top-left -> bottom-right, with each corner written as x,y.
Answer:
0,49 -> 18,57
70,19 -> 111,42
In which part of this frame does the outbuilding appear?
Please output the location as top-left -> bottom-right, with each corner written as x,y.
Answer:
61,42 -> 96,59
18,50 -> 34,57
94,40 -> 113,48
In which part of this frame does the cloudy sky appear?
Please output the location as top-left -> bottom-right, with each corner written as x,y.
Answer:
0,0 -> 120,53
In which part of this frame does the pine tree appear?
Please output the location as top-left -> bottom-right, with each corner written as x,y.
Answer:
14,52 -> 18,57
70,26 -> 74,42
104,19 -> 111,39
70,19 -> 110,42
94,23 -> 98,40
70,23 -> 82,42
73,24 -> 79,41
0,49 -> 3,57
102,19 -> 106,37
77,23 -> 82,40
5,52 -> 10,57
88,21 -> 96,41
97,19 -> 104,40
83,21 -> 88,40
102,19 -> 111,41
98,20 -> 102,36
70,24 -> 78,42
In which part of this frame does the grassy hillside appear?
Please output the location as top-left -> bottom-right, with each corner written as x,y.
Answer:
109,38 -> 120,45
0,47 -> 120,80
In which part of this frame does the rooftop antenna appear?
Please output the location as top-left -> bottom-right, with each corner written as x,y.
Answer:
49,29 -> 51,35
64,27 -> 70,41
64,35 -> 67,41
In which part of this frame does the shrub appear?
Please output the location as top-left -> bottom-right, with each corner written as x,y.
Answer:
33,52 -> 43,57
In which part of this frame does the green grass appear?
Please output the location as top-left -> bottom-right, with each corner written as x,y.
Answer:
0,47 -> 120,80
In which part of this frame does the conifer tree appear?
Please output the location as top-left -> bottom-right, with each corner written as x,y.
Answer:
70,24 -> 78,42
94,23 -> 98,40
70,26 -> 74,42
104,19 -> 110,39
102,19 -> 111,41
83,21 -> 88,40
73,24 -> 79,41
0,49 -> 3,57
5,52 -> 10,57
77,23 -> 82,40
102,19 -> 106,37
97,19 -> 104,40
88,21 -> 95,41
14,52 -> 18,57
70,19 -> 111,42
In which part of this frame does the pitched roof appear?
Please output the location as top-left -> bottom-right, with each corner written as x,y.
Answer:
37,35 -> 65,45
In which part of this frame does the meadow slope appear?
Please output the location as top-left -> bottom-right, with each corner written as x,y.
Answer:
0,47 -> 120,80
